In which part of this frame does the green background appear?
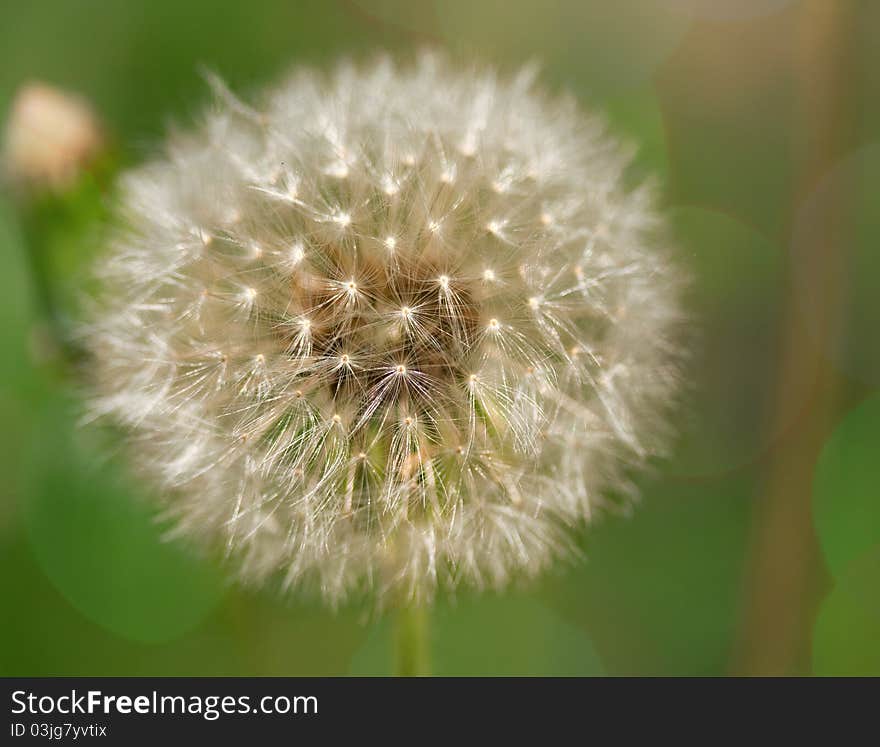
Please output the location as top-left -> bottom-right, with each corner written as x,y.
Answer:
1,0 -> 878,676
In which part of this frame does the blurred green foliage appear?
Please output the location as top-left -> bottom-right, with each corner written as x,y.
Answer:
1,0 -> 878,676
813,545 -> 880,676
22,396 -> 225,644
813,394 -> 880,577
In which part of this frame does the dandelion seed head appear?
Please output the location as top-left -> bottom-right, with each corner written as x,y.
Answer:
86,54 -> 685,606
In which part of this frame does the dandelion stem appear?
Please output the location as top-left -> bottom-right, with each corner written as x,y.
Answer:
393,603 -> 430,677
12,156 -> 114,367
16,197 -> 91,366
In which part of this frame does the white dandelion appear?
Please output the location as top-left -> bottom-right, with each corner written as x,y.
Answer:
85,53 -> 685,606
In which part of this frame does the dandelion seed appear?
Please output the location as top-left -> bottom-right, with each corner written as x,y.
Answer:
381,174 -> 399,195
289,242 -> 305,264
326,161 -> 349,179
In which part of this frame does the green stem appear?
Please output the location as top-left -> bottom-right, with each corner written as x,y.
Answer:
393,603 -> 430,677
19,212 -> 61,330
12,159 -> 116,366
17,207 -> 86,367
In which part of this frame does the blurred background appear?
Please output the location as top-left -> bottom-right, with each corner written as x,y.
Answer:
0,0 -> 878,676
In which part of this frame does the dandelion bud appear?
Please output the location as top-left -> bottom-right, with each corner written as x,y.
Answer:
2,82 -> 104,193
87,55 -> 684,605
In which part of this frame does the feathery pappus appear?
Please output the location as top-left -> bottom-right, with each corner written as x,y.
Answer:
85,53 -> 685,605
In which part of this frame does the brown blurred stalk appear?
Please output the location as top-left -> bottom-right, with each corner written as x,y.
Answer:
732,0 -> 858,675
